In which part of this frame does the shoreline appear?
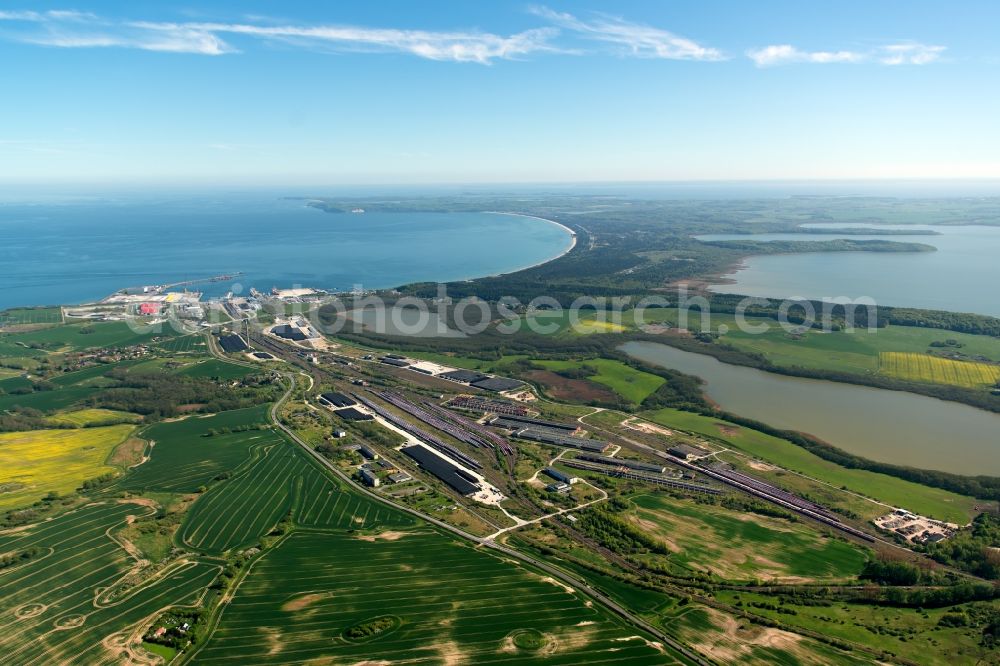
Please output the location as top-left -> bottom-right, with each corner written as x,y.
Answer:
475,211 -> 578,279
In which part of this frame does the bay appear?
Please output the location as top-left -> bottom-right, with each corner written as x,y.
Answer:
699,224 -> 1000,317
0,194 -> 573,310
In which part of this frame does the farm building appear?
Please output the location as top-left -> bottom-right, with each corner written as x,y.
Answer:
470,377 -> 524,392
335,407 -> 374,422
402,445 -> 480,496
319,392 -> 356,408
543,467 -> 579,484
381,357 -> 411,367
358,445 -> 379,460
668,444 -> 709,461
359,468 -> 380,487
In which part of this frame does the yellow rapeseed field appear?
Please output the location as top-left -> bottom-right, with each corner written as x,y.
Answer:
575,319 -> 627,334
879,352 -> 1000,388
0,424 -> 135,511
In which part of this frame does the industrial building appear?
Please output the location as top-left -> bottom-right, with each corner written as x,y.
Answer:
332,429 -> 347,439
358,445 -> 379,460
402,445 -> 480,496
359,468 -> 380,487
218,334 -> 248,353
546,482 -> 571,493
563,459 -> 723,495
179,304 -> 204,319
335,407 -> 374,422
543,467 -> 579,484
470,377 -> 524,392
513,428 -> 610,453
319,392 -> 356,408
447,395 -> 529,416
388,472 -> 412,484
271,324 -> 308,341
668,444 -> 709,460
439,369 -> 489,384
488,413 -> 579,433
380,357 -> 411,367
271,318 -> 319,342
576,454 -> 666,474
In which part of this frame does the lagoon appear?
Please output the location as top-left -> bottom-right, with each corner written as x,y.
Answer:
0,194 -> 573,310
699,225 -> 1000,318
621,340 -> 1000,476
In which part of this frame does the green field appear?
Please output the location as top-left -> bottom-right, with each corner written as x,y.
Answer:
642,408 -> 979,524
119,406 -> 275,493
177,358 -> 256,380
623,308 -> 1000,377
537,358 -> 665,404
180,441 -> 413,554
0,424 -> 136,510
627,493 -> 868,581
0,501 -> 220,665
49,361 -> 141,388
0,321 -> 179,353
710,589 -> 998,665
0,307 -> 62,326
155,334 -> 207,354
191,530 -> 688,665
665,603 -> 877,665
0,385 -> 103,414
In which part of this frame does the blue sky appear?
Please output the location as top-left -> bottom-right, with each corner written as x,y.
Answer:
2,1 -> 999,185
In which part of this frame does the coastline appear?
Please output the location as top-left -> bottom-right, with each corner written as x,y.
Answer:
0,209 -> 578,311
477,211 -> 578,278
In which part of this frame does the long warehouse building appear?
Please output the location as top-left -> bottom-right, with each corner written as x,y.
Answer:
402,445 -> 480,496
489,413 -> 579,433
576,453 -> 666,474
513,428 -> 610,453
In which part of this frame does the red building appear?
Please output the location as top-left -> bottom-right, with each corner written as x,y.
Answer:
139,303 -> 159,315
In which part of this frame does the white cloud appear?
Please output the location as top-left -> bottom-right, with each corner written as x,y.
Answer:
748,42 -> 945,67
0,10 -> 233,54
746,44 -> 864,67
531,6 -> 723,61
0,9 -> 558,62
187,22 -> 558,63
878,43 -> 946,65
